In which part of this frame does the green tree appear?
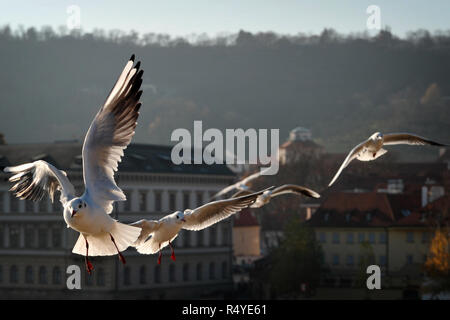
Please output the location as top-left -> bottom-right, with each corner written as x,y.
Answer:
269,217 -> 323,297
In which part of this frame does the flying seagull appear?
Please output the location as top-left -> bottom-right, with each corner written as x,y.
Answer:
4,55 -> 144,274
328,132 -> 448,187
130,187 -> 274,264
212,167 -> 271,199
232,184 -> 320,208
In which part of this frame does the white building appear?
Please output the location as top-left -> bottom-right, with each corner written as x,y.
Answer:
0,142 -> 235,299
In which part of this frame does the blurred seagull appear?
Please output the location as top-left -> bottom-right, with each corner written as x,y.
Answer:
212,167 -> 271,199
231,184 -> 321,208
328,132 -> 448,186
130,187 -> 274,264
4,55 -> 144,273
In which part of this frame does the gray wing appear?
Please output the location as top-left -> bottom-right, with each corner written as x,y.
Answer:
383,133 -> 447,146
212,167 -> 269,198
271,184 -> 321,199
328,140 -> 367,187
129,219 -> 161,247
4,160 -> 75,205
82,55 -> 143,213
183,187 -> 274,231
231,189 -> 255,198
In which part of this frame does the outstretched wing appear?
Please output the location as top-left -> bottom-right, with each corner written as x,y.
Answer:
129,219 -> 161,247
328,140 -> 367,187
212,167 -> 270,198
4,160 -> 75,205
183,187 -> 274,231
82,55 -> 143,213
231,189 -> 255,198
383,133 -> 447,146
271,184 -> 320,199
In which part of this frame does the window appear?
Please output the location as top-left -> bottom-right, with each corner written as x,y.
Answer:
379,255 -> 387,266
197,230 -> 204,247
183,192 -> 190,209
406,255 -> 413,265
97,268 -> 105,286
222,224 -> 229,246
0,265 -> 2,283
346,233 -> 354,244
209,226 -> 217,247
366,213 -> 372,222
9,225 -> 20,248
52,267 -> 61,285
154,265 -> 161,283
196,192 -> 203,207
0,226 -> 3,248
221,261 -> 228,279
10,265 -> 18,284
38,228 -> 48,248
25,200 -> 34,212
196,263 -> 203,281
368,233 -> 375,244
38,198 -> 48,212
182,263 -> 189,282
9,193 -> 19,212
332,254 -> 340,266
358,233 -> 365,243
183,230 -> 191,248
406,232 -> 414,243
139,265 -> 146,285
0,191 -> 4,212
154,191 -> 162,211
25,226 -> 35,248
332,232 -> 340,244
124,190 -> 132,212
319,232 -> 326,244
39,266 -> 47,284
346,255 -> 354,266
169,193 -> 176,211
169,264 -> 176,282
379,232 -> 387,244
86,272 -> 94,286
422,232 -> 430,243
123,267 -> 131,286
209,262 -> 216,280
52,228 -> 61,248
25,266 -> 34,284
139,191 -> 147,211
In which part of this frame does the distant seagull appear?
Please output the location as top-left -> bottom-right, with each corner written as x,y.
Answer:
4,55 -> 144,273
212,167 -> 271,199
232,184 -> 320,208
130,187 -> 274,264
328,132 -> 448,186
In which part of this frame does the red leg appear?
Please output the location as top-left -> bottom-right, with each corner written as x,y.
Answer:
169,241 -> 176,261
85,237 -> 94,274
157,243 -> 162,265
110,234 -> 126,264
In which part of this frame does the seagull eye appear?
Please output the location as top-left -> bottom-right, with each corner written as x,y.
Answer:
78,204 -> 82,209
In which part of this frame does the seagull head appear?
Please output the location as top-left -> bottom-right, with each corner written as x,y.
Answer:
370,132 -> 383,140
69,198 -> 87,218
174,211 -> 186,223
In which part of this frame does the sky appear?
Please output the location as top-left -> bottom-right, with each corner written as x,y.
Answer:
1,0 -> 450,38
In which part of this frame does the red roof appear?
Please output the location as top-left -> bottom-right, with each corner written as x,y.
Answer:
233,208 -> 260,227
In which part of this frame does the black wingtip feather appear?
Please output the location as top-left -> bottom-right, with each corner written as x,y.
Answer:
134,61 -> 141,70
130,54 -> 135,62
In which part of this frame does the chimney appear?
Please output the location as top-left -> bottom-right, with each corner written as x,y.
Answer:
421,186 -> 428,207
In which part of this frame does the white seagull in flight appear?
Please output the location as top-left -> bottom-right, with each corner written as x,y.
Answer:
4,55 -> 144,273
130,187 -> 274,264
232,184 -> 321,208
212,167 -> 271,199
329,132 -> 448,186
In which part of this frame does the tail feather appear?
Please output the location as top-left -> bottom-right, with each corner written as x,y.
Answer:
72,222 -> 141,256
136,234 -> 178,255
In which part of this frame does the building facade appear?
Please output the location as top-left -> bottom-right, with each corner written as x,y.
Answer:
0,142 -> 235,299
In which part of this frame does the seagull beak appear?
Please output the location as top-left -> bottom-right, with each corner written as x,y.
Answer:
71,210 -> 77,217
181,218 -> 186,222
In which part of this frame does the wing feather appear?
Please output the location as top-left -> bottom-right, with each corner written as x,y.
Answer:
82,55 -> 143,213
4,160 -> 75,205
271,184 -> 321,198
183,187 -> 274,231
383,133 -> 447,146
328,140 -> 367,187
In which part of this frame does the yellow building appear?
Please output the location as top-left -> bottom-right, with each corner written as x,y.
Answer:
308,192 -> 434,291
232,209 -> 261,265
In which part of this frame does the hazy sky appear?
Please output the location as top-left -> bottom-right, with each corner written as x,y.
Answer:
1,0 -> 450,37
